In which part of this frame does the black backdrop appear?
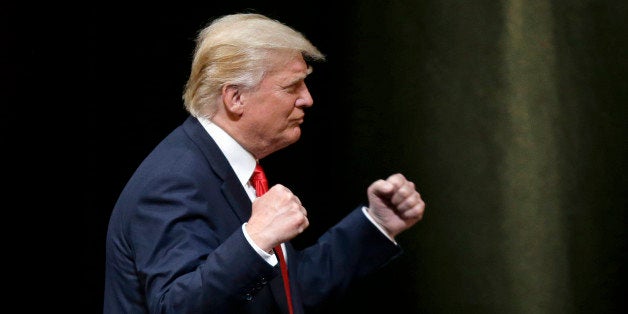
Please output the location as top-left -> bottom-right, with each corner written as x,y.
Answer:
82,3 -> 370,313
4,1 -> 626,313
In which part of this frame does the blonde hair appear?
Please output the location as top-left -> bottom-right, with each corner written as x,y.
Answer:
182,13 -> 325,118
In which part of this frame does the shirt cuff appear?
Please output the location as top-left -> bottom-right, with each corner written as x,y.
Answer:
242,223 -> 278,266
361,206 -> 397,245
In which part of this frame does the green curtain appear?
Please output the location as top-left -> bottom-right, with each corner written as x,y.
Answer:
335,1 -> 627,313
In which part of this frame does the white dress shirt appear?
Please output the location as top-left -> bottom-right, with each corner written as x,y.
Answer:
197,117 -> 396,266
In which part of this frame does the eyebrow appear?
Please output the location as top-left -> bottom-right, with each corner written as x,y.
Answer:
285,66 -> 313,86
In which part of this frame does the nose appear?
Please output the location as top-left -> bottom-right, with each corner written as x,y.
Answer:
295,84 -> 314,108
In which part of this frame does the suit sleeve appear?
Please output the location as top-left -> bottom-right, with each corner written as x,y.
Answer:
292,205 -> 404,308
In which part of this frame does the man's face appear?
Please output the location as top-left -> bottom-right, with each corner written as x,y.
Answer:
240,52 -> 314,157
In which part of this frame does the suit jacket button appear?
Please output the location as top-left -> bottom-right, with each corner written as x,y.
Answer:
245,293 -> 253,301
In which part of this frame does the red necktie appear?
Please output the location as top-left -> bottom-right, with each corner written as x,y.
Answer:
251,163 -> 294,314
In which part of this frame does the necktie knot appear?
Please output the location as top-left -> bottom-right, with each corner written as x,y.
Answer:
251,164 -> 268,197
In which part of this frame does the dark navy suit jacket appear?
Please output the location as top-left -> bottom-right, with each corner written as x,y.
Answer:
104,116 -> 402,313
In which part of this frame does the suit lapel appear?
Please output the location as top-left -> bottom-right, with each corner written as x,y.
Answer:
182,116 -> 252,223
182,116 -> 298,313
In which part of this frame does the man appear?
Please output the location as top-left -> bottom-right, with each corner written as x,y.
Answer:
104,13 -> 425,313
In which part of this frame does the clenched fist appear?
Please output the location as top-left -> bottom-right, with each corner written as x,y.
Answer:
366,173 -> 425,239
246,184 -> 309,252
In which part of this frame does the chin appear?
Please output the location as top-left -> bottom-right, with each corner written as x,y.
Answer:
278,129 -> 302,149
290,127 -> 302,142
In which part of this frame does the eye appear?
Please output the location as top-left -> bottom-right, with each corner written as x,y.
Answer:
283,81 -> 304,94
283,85 -> 297,93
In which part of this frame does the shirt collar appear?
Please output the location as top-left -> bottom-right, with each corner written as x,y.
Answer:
197,116 -> 257,187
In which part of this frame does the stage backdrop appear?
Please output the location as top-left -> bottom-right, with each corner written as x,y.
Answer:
331,1 -> 627,313
82,1 -> 626,313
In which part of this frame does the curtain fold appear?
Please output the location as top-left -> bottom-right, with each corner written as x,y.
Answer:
338,1 -> 627,313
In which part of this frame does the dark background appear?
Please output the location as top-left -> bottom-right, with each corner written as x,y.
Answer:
79,3 -> 386,313
4,1 -> 626,313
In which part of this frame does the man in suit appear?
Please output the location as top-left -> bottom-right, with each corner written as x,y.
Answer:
104,13 -> 426,313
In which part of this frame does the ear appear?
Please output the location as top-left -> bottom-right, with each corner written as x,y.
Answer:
221,84 -> 245,116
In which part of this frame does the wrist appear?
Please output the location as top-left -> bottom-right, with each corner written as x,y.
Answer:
362,206 -> 397,243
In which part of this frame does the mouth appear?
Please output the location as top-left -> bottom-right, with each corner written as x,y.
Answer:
292,115 -> 304,124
